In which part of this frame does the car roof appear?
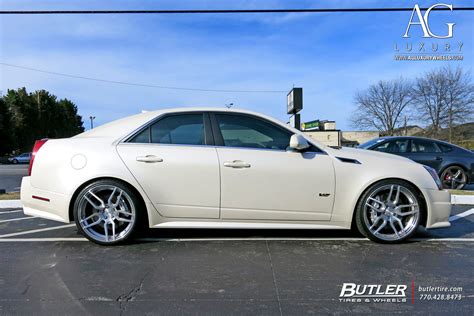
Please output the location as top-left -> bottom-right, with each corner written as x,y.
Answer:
74,107 -> 302,141
375,136 -> 450,143
372,136 -> 472,152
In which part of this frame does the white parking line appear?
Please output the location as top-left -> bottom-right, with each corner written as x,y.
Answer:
0,210 -> 23,214
0,237 -> 473,242
0,223 -> 76,238
449,208 -> 474,222
0,216 -> 36,223
0,237 -> 87,242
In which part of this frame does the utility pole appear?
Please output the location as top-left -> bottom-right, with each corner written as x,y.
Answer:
404,116 -> 408,136
89,116 -> 96,129
448,108 -> 452,143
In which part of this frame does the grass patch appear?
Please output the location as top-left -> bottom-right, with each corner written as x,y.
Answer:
0,192 -> 20,200
448,189 -> 474,195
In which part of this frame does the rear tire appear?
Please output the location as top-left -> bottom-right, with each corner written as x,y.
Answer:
74,180 -> 143,245
355,180 -> 422,244
12,159 -> 18,164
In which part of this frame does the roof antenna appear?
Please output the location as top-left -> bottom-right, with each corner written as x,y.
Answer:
225,103 -> 234,109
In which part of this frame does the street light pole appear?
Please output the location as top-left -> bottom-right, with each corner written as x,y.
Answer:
89,116 -> 96,129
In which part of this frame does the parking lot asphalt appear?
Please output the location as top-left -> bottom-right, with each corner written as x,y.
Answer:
0,204 -> 473,315
0,164 -> 28,192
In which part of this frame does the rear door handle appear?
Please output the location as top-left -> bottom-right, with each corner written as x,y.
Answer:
223,160 -> 251,168
136,155 -> 163,163
435,156 -> 443,161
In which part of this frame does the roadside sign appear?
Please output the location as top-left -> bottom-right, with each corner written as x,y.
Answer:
301,120 -> 320,130
287,88 -> 303,114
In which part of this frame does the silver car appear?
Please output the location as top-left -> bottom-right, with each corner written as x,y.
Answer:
8,152 -> 32,164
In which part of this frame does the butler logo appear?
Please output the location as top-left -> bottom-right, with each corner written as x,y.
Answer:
403,3 -> 455,38
339,283 -> 407,303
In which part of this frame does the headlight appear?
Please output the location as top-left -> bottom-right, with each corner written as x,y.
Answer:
423,165 -> 443,190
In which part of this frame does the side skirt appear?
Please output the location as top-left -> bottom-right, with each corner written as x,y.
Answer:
151,221 -> 349,230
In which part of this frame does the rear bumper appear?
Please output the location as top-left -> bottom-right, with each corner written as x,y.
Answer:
21,177 -> 71,223
423,188 -> 451,229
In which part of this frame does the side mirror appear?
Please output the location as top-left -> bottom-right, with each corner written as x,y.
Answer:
289,134 -> 310,151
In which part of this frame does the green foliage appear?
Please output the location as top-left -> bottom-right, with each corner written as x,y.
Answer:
0,88 -> 84,155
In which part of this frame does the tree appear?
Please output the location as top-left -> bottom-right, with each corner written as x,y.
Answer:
0,98 -> 16,154
0,88 -> 84,154
351,78 -> 413,135
443,67 -> 474,142
413,66 -> 474,139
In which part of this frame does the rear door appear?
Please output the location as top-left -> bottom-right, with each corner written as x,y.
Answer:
117,112 -> 220,219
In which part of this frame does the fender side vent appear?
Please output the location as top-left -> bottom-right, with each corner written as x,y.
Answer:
336,157 -> 361,164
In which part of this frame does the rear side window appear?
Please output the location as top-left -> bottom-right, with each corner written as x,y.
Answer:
410,139 -> 441,153
438,143 -> 453,152
215,114 -> 291,150
129,114 -> 205,145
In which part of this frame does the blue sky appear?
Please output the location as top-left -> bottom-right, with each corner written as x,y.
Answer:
0,0 -> 472,130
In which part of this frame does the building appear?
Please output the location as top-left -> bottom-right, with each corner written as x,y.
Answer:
301,119 -> 379,147
301,120 -> 341,147
341,131 -> 380,147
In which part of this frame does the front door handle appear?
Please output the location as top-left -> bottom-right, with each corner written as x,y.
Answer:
136,155 -> 163,163
223,160 -> 251,168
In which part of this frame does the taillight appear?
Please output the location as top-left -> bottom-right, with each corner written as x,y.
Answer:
28,139 -> 48,176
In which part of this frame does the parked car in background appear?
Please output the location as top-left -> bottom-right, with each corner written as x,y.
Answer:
359,136 -> 474,190
21,108 -> 451,245
8,153 -> 32,164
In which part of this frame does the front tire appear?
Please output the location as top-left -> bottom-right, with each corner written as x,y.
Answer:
355,180 -> 422,243
12,159 -> 18,164
74,180 -> 142,245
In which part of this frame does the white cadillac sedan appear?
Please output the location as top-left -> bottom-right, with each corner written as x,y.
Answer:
21,108 -> 451,245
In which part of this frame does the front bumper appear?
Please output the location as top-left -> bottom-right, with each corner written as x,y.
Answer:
423,188 -> 451,229
21,177 -> 71,223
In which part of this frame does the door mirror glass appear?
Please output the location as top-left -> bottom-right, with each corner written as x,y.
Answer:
289,134 -> 310,151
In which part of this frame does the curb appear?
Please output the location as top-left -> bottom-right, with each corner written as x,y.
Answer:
451,195 -> 474,205
0,200 -> 22,208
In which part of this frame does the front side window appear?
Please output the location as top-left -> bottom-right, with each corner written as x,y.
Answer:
215,114 -> 291,150
130,114 -> 205,145
410,139 -> 441,153
373,141 -> 391,152
373,139 -> 409,153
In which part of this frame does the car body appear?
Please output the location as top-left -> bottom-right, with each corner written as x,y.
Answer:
8,152 -> 32,164
21,108 -> 451,245
359,136 -> 474,189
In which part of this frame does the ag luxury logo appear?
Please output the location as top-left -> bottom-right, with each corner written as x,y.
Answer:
403,3 -> 455,38
393,3 -> 463,61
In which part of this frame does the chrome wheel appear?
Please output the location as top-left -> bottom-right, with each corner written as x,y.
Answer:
77,184 -> 136,243
441,166 -> 467,190
363,184 -> 420,242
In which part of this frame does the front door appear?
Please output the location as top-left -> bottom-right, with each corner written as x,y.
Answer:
212,113 -> 335,221
405,139 -> 444,170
